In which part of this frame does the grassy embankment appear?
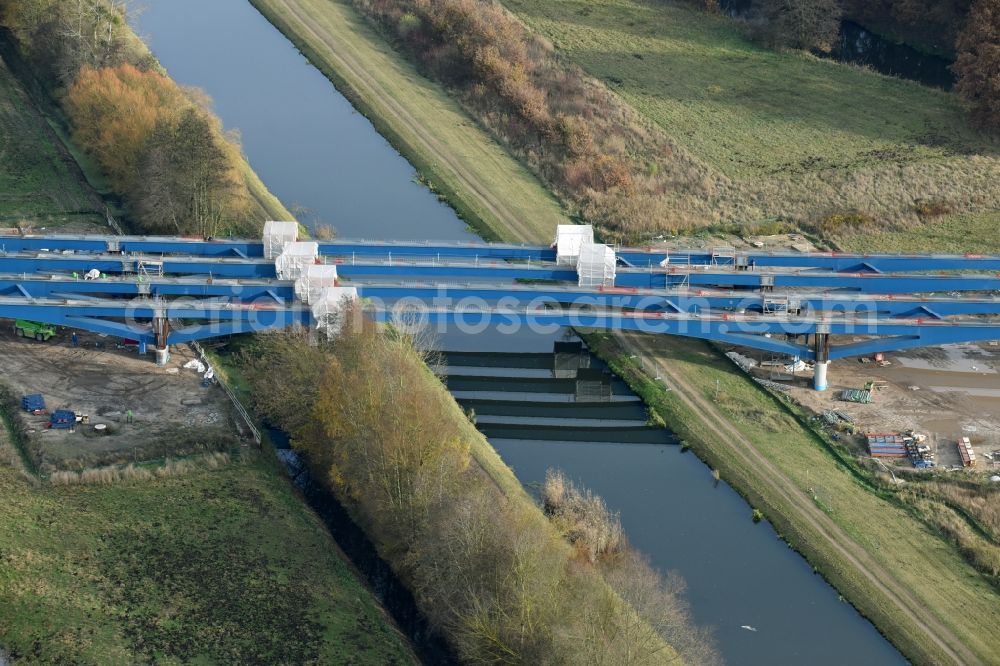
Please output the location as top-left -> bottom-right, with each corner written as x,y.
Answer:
834,210 -> 1000,254
248,0 -> 569,242
0,54 -> 104,231
582,331 -> 1000,665
0,400 -> 415,665
503,0 -> 999,232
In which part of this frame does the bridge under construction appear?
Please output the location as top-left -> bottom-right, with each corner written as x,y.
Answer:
1,223 -> 998,391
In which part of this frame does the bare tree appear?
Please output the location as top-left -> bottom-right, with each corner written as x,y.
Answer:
954,0 -> 1000,130
602,552 -> 722,666
747,0 -> 843,51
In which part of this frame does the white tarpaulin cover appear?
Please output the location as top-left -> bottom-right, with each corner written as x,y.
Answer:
294,264 -> 339,304
263,221 -> 299,260
555,225 -> 594,265
576,242 -> 616,287
726,351 -> 757,372
311,287 -> 358,337
275,241 -> 319,280
183,359 -> 206,373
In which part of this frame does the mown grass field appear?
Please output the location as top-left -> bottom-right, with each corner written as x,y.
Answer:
0,56 -> 103,231
0,430 -> 415,665
835,212 -> 1000,254
585,332 -> 1000,665
504,0 -> 994,180
250,0 -> 569,243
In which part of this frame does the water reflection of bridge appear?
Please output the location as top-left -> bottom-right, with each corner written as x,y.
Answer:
441,343 -> 666,445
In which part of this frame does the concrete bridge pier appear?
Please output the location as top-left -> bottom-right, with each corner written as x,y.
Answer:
813,332 -> 831,391
155,347 -> 171,366
153,316 -> 170,367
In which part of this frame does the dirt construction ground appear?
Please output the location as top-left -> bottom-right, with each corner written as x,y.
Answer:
0,324 -> 237,472
777,342 -> 1000,471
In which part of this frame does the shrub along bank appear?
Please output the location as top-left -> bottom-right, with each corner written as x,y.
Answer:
241,320 -> 720,665
0,0 -> 293,236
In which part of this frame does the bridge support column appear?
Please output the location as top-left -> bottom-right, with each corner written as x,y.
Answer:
814,361 -> 829,391
153,316 -> 170,367
813,332 -> 830,391
155,347 -> 170,366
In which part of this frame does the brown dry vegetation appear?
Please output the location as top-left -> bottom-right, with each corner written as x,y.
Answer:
353,0 -> 720,242
242,319 -> 719,665
542,469 -> 720,664
543,468 -> 626,563
49,452 -> 232,486
898,478 -> 1000,582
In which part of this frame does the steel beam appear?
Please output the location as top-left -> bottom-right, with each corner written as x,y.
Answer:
5,234 -> 1000,272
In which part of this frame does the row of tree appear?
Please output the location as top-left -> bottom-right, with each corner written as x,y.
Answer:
1,0 -> 262,235
242,320 -> 720,665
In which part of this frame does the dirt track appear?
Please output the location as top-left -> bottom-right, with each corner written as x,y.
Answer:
620,330 -> 979,666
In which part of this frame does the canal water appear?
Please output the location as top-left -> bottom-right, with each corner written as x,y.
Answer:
135,1 -> 905,663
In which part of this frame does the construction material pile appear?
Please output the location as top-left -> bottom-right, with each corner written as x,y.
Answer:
841,381 -> 876,404
958,437 -> 976,467
866,430 -> 934,468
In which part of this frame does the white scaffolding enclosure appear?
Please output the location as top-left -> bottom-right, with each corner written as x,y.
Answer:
294,264 -> 339,304
311,287 -> 358,337
263,221 -> 299,260
275,241 -> 319,280
554,225 -> 594,265
576,243 -> 616,287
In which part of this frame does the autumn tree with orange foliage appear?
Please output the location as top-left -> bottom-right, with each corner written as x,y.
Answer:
64,64 -> 252,234
954,0 -> 1000,130
64,64 -> 186,193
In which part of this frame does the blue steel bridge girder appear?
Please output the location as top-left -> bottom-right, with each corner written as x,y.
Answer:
0,236 -> 262,258
367,308 -> 1000,361
347,283 -> 1000,317
4,233 -> 1000,271
5,253 -> 1000,293
0,300 -> 312,345
0,255 -> 277,279
3,276 -> 1000,318
635,270 -> 1000,293
63,316 -> 154,342
0,292 -> 997,360
0,277 -> 295,301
